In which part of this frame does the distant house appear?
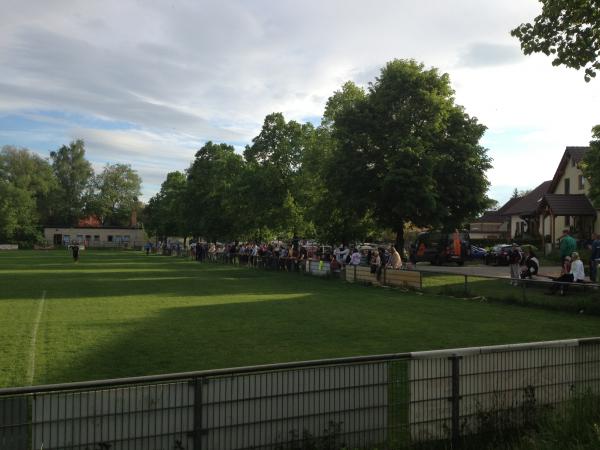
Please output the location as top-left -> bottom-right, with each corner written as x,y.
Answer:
469,212 -> 506,240
537,146 -> 600,245
501,180 -> 552,239
43,226 -> 147,248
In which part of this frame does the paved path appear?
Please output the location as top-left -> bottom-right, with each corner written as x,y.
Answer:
414,262 -> 563,278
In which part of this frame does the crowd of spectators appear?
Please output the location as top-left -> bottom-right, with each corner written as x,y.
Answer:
185,240 -> 408,276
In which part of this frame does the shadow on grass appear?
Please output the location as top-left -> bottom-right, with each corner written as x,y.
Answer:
41,296 -> 365,384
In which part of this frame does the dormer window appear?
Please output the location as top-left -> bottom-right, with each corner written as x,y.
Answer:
579,175 -> 585,190
564,178 -> 570,194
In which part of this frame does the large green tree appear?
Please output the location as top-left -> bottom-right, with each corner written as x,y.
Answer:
186,141 -> 244,241
49,139 -> 94,225
242,113 -> 315,239
143,171 -> 187,241
89,163 -> 142,226
329,60 -> 491,248
0,146 -> 56,243
511,0 -> 600,81
310,82 -> 377,245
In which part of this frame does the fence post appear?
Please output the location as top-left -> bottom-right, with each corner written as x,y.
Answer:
450,355 -> 461,449
463,275 -> 468,297
193,377 -> 205,450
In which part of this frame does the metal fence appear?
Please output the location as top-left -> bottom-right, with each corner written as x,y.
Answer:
1,338 -> 600,450
204,253 -> 600,310
418,270 -> 600,316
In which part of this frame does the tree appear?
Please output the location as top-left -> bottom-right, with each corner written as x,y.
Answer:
511,0 -> 600,81
89,163 -> 142,226
329,60 -> 491,249
186,141 -> 245,241
242,113 -> 315,239
0,146 -> 57,243
322,81 -> 367,129
143,171 -> 187,241
310,83 -> 377,245
49,139 -> 94,225
581,125 -> 600,206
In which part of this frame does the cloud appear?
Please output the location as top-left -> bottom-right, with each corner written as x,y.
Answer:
458,42 -> 523,68
0,0 -> 597,206
70,127 -> 200,199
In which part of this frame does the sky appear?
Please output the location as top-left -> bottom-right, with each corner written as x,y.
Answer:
1,0 -> 599,205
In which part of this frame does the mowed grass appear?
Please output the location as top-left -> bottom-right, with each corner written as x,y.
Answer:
1,250 -> 599,388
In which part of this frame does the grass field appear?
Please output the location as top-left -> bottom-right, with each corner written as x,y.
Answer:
1,250 -> 600,389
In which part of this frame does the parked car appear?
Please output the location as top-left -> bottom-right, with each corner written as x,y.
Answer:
409,230 -> 470,266
470,245 -> 488,259
484,244 -> 513,266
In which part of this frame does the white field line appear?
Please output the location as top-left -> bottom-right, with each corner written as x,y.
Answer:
26,290 -> 46,385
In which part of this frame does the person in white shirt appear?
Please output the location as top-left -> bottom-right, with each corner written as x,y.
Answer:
570,252 -> 586,282
388,246 -> 402,269
333,246 -> 341,263
339,246 -> 350,264
350,248 -> 361,266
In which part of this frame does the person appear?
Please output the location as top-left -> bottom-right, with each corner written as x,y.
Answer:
339,246 -> 349,265
70,241 -> 80,263
570,252 -> 586,283
298,246 -> 308,272
559,229 -> 577,263
350,248 -> 361,266
508,243 -> 522,286
370,250 -> 380,275
376,248 -> 385,281
388,246 -> 402,269
590,233 -> 600,283
520,249 -> 539,279
329,255 -> 342,277
144,241 -> 152,256
548,256 -> 573,295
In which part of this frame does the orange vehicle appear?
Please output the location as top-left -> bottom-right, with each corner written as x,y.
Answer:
409,230 -> 470,266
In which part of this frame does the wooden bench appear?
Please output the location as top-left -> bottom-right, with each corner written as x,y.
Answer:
345,265 -> 422,289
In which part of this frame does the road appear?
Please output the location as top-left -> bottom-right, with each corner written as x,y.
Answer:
413,262 -> 563,278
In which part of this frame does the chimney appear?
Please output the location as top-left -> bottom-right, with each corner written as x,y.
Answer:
131,209 -> 138,227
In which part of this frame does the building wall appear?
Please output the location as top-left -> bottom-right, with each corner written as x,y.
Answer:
542,155 -> 600,242
43,227 -> 147,247
510,215 -> 526,238
555,157 -> 589,196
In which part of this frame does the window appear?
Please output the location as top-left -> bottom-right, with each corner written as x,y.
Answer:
564,178 -> 570,195
63,235 -> 70,243
123,235 -> 130,242
115,235 -> 123,243
107,235 -> 113,242
93,235 -> 100,241
579,175 -> 585,190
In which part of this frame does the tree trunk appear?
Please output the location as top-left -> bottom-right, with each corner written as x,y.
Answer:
395,224 -> 405,252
